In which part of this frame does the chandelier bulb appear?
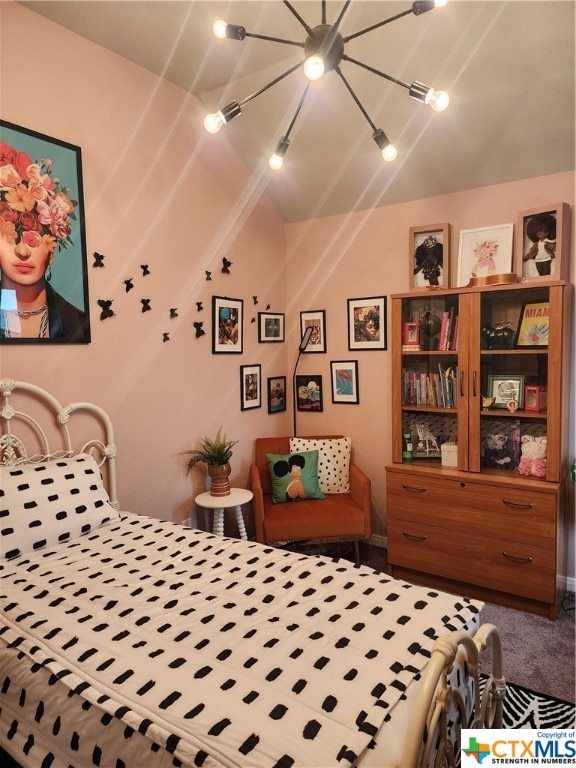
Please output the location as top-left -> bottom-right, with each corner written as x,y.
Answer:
304,54 -> 325,81
269,137 -> 290,170
435,0 -> 448,7
382,144 -> 398,162
213,20 -> 227,38
269,154 -> 284,170
204,111 -> 225,133
429,90 -> 450,112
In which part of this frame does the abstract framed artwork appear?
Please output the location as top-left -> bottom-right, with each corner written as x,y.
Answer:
300,309 -> 326,353
0,119 -> 90,343
409,223 -> 451,289
295,374 -> 323,411
347,296 -> 387,350
212,295 -> 243,353
240,364 -> 261,410
330,360 -> 359,404
456,223 -> 514,287
516,203 -> 570,282
267,375 -> 287,413
258,311 -> 285,342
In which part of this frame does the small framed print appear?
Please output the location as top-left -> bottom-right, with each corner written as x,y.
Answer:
258,312 -> 285,343
516,203 -> 570,282
515,301 -> 549,347
457,223 -> 514,287
240,364 -> 261,410
403,321 -> 420,348
486,374 -> 525,409
213,296 -> 243,353
295,374 -> 323,411
347,296 -> 387,351
524,384 -> 547,412
330,360 -> 359,404
300,310 -> 326,353
409,223 -> 451,289
267,375 -> 287,414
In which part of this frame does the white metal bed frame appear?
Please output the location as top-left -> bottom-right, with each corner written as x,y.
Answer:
0,377 -> 506,768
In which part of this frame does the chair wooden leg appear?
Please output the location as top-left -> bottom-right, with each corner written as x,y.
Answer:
354,541 -> 360,566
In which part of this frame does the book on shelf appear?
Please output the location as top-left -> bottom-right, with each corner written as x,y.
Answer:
401,367 -> 458,408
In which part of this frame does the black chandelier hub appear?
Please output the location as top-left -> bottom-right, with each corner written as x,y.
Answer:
305,25 -> 344,73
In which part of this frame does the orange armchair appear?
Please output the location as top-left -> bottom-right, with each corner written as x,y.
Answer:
250,435 -> 371,564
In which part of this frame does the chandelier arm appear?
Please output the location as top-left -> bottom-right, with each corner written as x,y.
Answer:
244,32 -> 304,48
335,67 -> 377,133
343,8 -> 413,43
322,0 -> 326,24
283,1 -> 313,34
341,54 -> 410,90
333,0 -> 352,31
283,85 -> 310,140
238,61 -> 303,108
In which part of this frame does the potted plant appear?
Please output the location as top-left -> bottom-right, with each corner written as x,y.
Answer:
182,428 -> 238,497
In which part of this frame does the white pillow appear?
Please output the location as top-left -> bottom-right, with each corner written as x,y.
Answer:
0,453 -> 120,560
290,437 -> 351,494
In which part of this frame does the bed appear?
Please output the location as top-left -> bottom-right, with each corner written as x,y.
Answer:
0,378 -> 505,768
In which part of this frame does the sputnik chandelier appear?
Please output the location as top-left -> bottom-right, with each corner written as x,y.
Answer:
204,0 -> 450,169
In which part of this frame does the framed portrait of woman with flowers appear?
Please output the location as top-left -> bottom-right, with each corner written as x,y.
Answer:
347,296 -> 387,350
0,119 -> 90,343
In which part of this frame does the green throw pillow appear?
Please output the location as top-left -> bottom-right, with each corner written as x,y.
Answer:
266,450 -> 325,504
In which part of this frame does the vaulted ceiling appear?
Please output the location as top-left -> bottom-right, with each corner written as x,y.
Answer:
19,1 -> 576,222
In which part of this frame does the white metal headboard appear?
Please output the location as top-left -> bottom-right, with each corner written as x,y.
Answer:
0,378 -> 119,510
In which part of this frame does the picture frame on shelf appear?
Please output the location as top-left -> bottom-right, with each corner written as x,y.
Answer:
486,374 -> 525,409
300,310 -> 326,353
330,360 -> 359,404
295,374 -> 323,412
456,223 -> 514,287
212,296 -> 243,353
515,301 -> 549,347
240,364 -> 261,410
258,311 -> 285,343
402,321 -> 421,350
347,296 -> 387,350
409,223 -> 451,290
524,384 -> 547,412
0,119 -> 90,344
516,203 -> 570,282
267,375 -> 287,414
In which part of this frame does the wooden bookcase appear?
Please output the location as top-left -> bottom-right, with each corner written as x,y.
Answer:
386,280 -> 572,619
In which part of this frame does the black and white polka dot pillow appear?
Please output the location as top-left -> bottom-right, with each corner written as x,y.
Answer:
0,453 -> 120,560
290,437 -> 351,494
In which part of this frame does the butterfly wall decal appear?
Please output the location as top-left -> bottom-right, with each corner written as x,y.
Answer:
205,271 -> 212,281
222,257 -> 232,274
196,301 -> 204,312
253,296 -> 259,305
163,332 -> 170,342
141,264 -> 150,276
93,252 -> 105,268
170,308 -> 178,318
193,321 -> 205,338
141,299 -> 151,312
124,279 -> 134,292
97,299 -> 114,320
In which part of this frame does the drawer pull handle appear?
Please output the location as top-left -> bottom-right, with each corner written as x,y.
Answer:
401,484 -> 427,493
502,498 -> 533,510
502,551 -> 533,564
402,531 -> 427,542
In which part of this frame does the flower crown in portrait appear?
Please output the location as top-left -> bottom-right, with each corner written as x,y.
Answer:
0,141 -> 77,254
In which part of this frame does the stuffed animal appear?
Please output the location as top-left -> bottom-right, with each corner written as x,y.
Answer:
483,432 -> 513,469
518,435 -> 547,477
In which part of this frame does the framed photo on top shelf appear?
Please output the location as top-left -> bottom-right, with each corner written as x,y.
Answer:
330,360 -> 359,404
486,374 -> 525,409
409,223 -> 451,290
258,312 -> 285,342
240,364 -> 261,410
347,296 -> 387,350
515,301 -> 549,347
456,223 -> 514,287
300,310 -> 326,353
516,203 -> 570,282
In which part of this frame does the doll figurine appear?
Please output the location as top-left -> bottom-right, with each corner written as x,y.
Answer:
523,213 -> 556,278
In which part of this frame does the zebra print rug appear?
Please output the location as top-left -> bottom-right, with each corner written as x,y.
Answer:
480,675 -> 576,729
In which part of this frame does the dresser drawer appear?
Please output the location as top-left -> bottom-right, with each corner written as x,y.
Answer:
386,472 -> 557,548
387,519 -> 555,603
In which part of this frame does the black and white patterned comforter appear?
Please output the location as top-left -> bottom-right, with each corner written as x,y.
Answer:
0,513 -> 482,767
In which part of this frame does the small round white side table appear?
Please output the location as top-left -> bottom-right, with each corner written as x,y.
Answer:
194,488 -> 252,541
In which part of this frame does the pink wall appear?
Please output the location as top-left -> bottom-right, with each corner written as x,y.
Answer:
1,4 -> 289,528
286,173 -> 575,549
2,5 -> 574,577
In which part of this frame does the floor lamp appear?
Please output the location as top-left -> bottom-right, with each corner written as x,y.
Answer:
292,326 -> 313,437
